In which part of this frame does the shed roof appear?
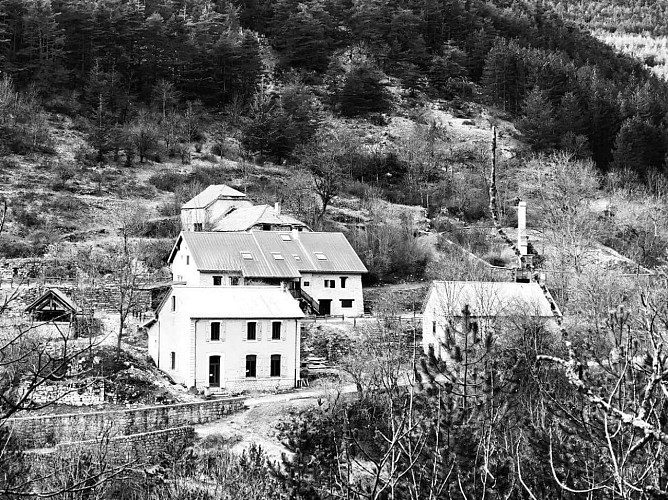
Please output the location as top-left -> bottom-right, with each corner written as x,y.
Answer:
181,185 -> 246,210
26,288 -> 79,314
158,286 -> 305,319
170,231 -> 367,276
424,281 -> 558,318
212,205 -> 309,231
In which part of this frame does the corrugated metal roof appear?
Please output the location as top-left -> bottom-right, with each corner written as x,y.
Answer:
212,205 -> 309,231
173,231 -> 367,276
170,286 -> 305,319
425,281 -> 555,317
181,185 -> 246,210
296,232 -> 368,273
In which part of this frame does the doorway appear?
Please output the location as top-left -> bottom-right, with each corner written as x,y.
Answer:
319,299 -> 332,315
209,355 -> 221,387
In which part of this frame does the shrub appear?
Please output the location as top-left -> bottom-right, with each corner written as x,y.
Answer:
338,64 -> 392,117
148,171 -> 188,192
0,237 -> 33,258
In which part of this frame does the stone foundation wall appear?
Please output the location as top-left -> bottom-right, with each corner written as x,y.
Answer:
8,397 -> 244,449
29,379 -> 105,407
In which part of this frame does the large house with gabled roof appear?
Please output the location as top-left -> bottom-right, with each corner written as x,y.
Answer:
180,184 -> 253,232
169,230 -> 367,317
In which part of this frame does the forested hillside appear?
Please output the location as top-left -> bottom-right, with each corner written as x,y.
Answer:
1,0 -> 667,178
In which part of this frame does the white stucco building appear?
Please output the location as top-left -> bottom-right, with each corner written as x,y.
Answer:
169,230 -> 367,317
147,286 -> 304,392
422,281 -> 560,360
180,184 -> 253,232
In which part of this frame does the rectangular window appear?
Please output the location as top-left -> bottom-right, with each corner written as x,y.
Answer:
324,280 -> 335,288
171,296 -> 176,312
246,355 -> 257,377
241,252 -> 253,260
432,321 -> 436,334
170,352 -> 176,370
247,322 -> 257,340
281,234 -> 291,241
303,281 -> 310,287
272,253 -> 284,260
230,276 -> 240,286
340,277 -> 347,288
272,322 -> 281,340
341,299 -> 353,308
270,354 -> 281,377
194,223 -> 203,232
213,276 -> 222,286
211,322 -> 221,341
186,255 -> 190,265
315,252 -> 327,260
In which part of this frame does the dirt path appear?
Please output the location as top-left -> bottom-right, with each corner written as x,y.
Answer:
194,384 -> 357,461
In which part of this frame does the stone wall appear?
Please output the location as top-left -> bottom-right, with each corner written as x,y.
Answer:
8,397 -> 245,449
26,426 -> 196,466
28,379 -> 105,407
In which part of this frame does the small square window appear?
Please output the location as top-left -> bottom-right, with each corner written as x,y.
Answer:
213,276 -> 222,286
280,234 -> 291,241
211,322 -> 221,341
194,223 -> 203,232
341,299 -> 353,308
293,254 -> 301,261
241,252 -> 253,260
303,281 -> 310,287
247,322 -> 257,340
324,280 -> 335,288
230,276 -> 240,286
246,355 -> 257,377
272,322 -> 281,340
270,354 -> 281,377
315,252 -> 327,260
272,253 -> 284,260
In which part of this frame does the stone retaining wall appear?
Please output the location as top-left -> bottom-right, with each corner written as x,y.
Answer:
8,397 -> 244,449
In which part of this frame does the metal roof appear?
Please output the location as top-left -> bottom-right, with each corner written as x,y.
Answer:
212,205 -> 309,231
424,281 -> 557,318
26,288 -> 79,313
160,286 -> 305,319
181,185 -> 247,210
170,231 -> 367,276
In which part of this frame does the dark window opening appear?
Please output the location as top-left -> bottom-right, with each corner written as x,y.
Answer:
171,296 -> 176,311
230,276 -> 240,286
170,352 -> 176,370
341,299 -> 353,308
194,223 -> 203,232
272,322 -> 281,340
211,322 -> 221,341
246,355 -> 257,377
213,276 -> 222,286
303,281 -> 310,287
270,355 -> 281,377
263,224 -> 271,231
340,277 -> 347,288
247,322 -> 257,340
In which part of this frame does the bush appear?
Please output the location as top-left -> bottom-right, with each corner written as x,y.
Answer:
338,64 -> 393,117
0,237 -> 33,258
148,171 -> 188,192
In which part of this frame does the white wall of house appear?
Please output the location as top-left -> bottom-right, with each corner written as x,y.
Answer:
171,241 -> 200,285
198,272 -> 245,287
148,288 -> 301,391
148,290 -> 193,385
193,318 -> 300,391
300,273 -> 364,317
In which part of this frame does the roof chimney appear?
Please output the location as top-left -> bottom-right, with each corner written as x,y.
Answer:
274,202 -> 281,216
517,201 -> 528,256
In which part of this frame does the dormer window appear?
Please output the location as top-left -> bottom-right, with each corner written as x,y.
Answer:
315,252 -> 327,261
280,234 -> 291,241
272,253 -> 284,260
293,254 -> 301,261
241,252 -> 253,260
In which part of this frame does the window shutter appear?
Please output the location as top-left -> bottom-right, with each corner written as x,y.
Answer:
242,322 -> 247,342
281,356 -> 287,378
257,322 -> 263,341
221,322 -> 226,342
280,321 -> 286,341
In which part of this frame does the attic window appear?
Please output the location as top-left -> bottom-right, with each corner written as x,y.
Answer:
280,234 -> 292,241
293,254 -> 301,261
315,252 -> 328,261
241,252 -> 253,260
272,253 -> 285,260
